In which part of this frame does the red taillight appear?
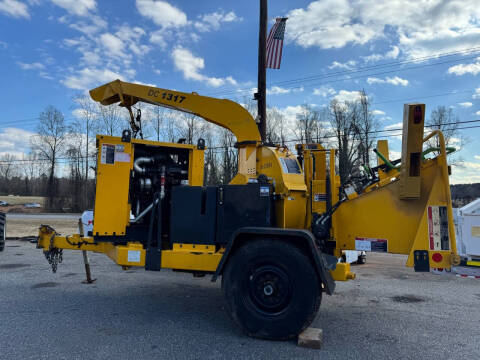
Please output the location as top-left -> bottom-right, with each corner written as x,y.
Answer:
414,105 -> 422,124
432,253 -> 443,263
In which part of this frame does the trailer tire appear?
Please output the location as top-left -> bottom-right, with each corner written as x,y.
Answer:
0,212 -> 6,252
222,239 -> 321,340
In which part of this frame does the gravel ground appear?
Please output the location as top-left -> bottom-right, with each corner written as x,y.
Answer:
1,241 -> 479,360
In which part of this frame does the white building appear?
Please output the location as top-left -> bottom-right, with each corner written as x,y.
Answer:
454,198 -> 480,261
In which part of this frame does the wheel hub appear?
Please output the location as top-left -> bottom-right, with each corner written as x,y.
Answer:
248,265 -> 292,314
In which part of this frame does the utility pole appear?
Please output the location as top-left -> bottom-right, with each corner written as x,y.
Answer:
256,0 -> 267,142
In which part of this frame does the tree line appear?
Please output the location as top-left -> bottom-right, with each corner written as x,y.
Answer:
0,91 -> 464,212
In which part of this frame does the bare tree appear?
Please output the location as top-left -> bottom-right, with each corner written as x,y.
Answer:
242,96 -> 258,120
149,105 -> 165,141
178,113 -> 207,145
21,152 -> 41,195
30,105 -> 67,209
354,90 -> 379,167
0,154 -> 18,194
161,111 -> 179,142
329,100 -> 359,185
426,106 -> 465,150
220,129 -> 238,184
96,103 -> 124,136
66,145 -> 83,211
294,104 -> 319,143
73,95 -> 97,206
266,107 -> 287,145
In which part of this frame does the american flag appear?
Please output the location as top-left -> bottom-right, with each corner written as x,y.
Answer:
266,18 -> 287,69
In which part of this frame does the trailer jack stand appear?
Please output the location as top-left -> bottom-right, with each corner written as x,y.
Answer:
82,250 -> 96,284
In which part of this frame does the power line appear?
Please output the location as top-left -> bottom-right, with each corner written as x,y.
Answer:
205,120 -> 480,150
0,87 -> 477,131
371,89 -> 475,106
0,155 -> 96,165
1,120 -> 479,164
0,120 -> 480,165
208,46 -> 480,97
219,53 -> 480,97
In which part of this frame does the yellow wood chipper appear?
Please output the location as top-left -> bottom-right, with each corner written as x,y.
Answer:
36,80 -> 459,340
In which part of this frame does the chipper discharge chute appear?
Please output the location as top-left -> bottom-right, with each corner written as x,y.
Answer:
36,80 -> 459,340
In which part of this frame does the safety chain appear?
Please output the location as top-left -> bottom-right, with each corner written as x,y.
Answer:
44,229 -> 63,273
44,248 -> 63,273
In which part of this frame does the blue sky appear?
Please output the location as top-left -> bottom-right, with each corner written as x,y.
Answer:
0,0 -> 479,183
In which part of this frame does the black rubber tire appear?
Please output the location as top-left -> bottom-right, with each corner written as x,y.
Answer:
0,212 -> 5,252
222,239 -> 321,340
357,254 -> 366,265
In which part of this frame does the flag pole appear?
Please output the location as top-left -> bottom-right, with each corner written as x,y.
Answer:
257,0 -> 267,142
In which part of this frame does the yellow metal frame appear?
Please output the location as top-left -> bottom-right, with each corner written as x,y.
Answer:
37,227 -> 224,272
332,129 -> 458,269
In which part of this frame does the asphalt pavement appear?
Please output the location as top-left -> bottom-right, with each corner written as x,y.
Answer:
1,240 -> 479,360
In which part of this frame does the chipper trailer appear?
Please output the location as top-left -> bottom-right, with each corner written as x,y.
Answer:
35,80 -> 459,340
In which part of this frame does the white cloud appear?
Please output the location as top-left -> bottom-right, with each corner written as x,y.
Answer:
286,0 -> 480,58
287,1 -> 376,49
61,67 -> 126,90
313,86 -> 336,97
0,0 -> 30,18
0,127 -> 35,157
100,33 -> 125,58
278,105 -> 303,134
476,111 -> 480,116
17,62 -> 44,70
333,90 -> 362,103
384,122 -> 403,130
372,109 -> 385,115
39,71 -> 54,80
51,0 -> 96,16
473,88 -> 480,99
69,15 -> 107,35
149,30 -> 168,49
389,150 -> 401,160
448,60 -> 480,76
328,60 -> 356,70
195,10 -> 242,32
450,161 -> 480,184
386,46 -> 400,59
267,86 -> 303,95
363,46 -> 400,63
474,155 -> 480,160
171,46 -> 237,87
458,102 -> 473,108
133,80 -> 157,87
136,0 -> 187,28
367,76 -> 409,86
383,122 -> 403,140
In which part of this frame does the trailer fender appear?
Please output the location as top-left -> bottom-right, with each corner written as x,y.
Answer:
212,227 -> 336,295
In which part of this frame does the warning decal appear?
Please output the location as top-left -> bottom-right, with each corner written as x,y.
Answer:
101,144 -> 115,164
114,152 -> 130,163
314,193 -> 327,202
127,250 -> 141,263
427,206 -> 450,250
355,237 -> 388,252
